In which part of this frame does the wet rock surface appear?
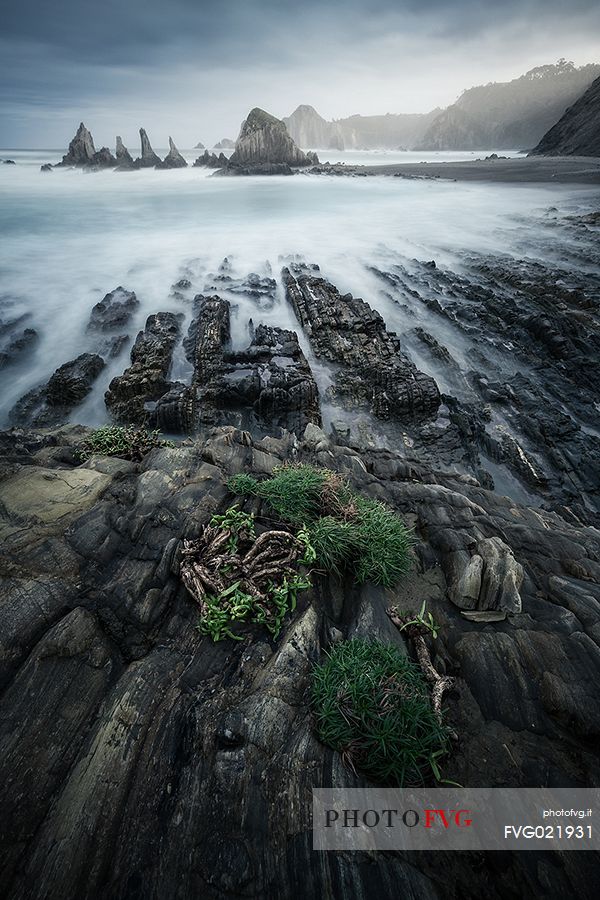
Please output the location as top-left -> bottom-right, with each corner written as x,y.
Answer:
0,423 -> 599,899
9,353 -> 105,426
367,238 -> 600,522
283,265 -> 441,418
105,312 -> 183,424
152,294 -> 321,435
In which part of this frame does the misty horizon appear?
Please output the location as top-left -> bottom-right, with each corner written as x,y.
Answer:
2,0 -> 600,147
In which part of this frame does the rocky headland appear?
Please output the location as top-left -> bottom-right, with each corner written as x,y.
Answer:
1,207 -> 600,896
531,74 -> 600,157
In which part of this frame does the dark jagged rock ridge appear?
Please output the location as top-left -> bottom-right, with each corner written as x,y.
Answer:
57,122 -> 96,167
1,421 -> 600,899
368,243 -> 600,523
283,266 -> 441,418
227,107 -> 316,174
9,354 -> 105,426
153,294 -> 321,436
158,137 -> 188,169
0,310 -> 38,370
530,74 -> 600,157
104,312 -> 183,423
86,286 -> 139,357
56,123 -> 116,169
192,149 -> 228,169
135,128 -> 161,168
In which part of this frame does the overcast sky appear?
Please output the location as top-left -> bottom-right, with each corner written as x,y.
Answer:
2,0 -> 599,147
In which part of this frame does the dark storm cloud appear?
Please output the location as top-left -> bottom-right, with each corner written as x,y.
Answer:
2,0 -> 600,146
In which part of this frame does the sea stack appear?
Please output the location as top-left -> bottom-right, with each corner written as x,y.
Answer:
136,128 -> 161,168
115,136 -> 134,169
159,137 -> 188,169
227,108 -> 316,174
59,122 -> 96,166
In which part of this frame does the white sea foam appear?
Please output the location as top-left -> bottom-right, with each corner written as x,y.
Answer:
0,149 -> 598,427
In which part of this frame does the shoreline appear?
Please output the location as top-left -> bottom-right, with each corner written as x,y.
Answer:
359,155 -> 600,184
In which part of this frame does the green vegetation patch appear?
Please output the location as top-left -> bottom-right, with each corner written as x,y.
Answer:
229,464 -> 413,587
181,505 -> 311,642
76,425 -> 174,462
312,639 -> 449,785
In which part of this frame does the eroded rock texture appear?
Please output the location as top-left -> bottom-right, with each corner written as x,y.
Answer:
152,294 -> 320,435
105,312 -> 183,424
9,353 -> 105,427
0,424 -> 599,899
283,265 -> 441,418
228,107 -> 313,172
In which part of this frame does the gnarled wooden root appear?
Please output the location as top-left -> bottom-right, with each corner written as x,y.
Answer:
387,606 -> 456,736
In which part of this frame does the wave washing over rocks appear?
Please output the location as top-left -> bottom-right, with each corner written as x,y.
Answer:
1,171 -> 600,896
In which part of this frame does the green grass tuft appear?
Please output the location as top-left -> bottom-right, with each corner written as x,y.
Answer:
312,639 -> 449,785
228,464 -> 414,587
76,425 -> 174,462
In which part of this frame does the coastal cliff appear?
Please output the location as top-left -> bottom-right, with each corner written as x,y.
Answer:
531,75 -> 600,157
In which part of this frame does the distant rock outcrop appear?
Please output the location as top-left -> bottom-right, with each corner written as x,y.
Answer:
214,138 -> 235,149
193,150 -> 227,168
530,75 -> 600,157
194,142 -> 205,150
415,105 -> 482,151
228,108 -> 313,172
88,147 -> 117,168
58,122 -> 96,167
284,105 -> 439,150
115,136 -> 134,169
135,128 -> 161,168
158,137 -> 188,169
283,105 -> 344,149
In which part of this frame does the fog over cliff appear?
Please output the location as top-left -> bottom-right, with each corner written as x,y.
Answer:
2,0 -> 600,147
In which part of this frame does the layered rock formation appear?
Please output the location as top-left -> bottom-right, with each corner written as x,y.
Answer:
158,137 -> 188,169
228,108 -> 313,172
135,128 -> 161,168
530,75 -> 600,157
9,353 -> 105,426
104,312 -> 183,423
0,420 -> 599,899
283,266 -> 441,419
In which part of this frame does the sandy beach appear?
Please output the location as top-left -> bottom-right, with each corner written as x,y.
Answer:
362,154 -> 600,184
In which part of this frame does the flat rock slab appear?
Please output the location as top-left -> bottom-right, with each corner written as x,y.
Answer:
0,466 -> 112,526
